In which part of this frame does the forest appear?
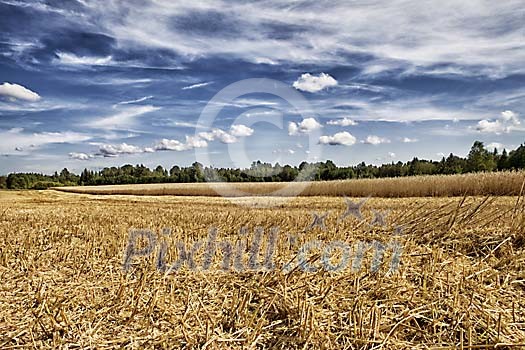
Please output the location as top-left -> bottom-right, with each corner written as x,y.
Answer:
1,141 -> 524,190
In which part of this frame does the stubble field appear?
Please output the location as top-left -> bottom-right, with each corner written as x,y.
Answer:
0,189 -> 525,349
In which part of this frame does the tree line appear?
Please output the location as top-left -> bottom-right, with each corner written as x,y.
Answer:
1,141 -> 524,190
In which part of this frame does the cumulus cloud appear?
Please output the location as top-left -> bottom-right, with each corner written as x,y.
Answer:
293,73 -> 338,93
69,152 -> 91,160
154,135 -> 208,151
326,117 -> 358,126
154,139 -> 187,151
0,82 -> 41,102
288,118 -> 322,135
501,110 -> 520,125
184,135 -> 208,149
487,142 -> 505,152
98,143 -> 144,157
402,137 -> 418,143
475,110 -> 521,134
230,124 -> 254,137
319,131 -> 357,146
388,152 -> 396,158
198,129 -> 237,144
363,135 -> 391,145
475,120 -> 507,134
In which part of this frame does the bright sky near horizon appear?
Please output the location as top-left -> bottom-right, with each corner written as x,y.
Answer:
0,0 -> 524,174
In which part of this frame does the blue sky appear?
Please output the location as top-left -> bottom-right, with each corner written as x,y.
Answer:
0,0 -> 524,174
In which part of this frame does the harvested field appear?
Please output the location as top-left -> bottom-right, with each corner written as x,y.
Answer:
0,190 -> 524,348
54,171 -> 525,198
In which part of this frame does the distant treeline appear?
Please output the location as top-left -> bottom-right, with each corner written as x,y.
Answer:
1,141 -> 524,190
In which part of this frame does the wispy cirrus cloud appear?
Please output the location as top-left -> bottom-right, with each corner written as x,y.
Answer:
54,52 -> 114,66
86,105 -> 161,130
116,96 -> 153,105
182,81 -> 212,90
0,127 -> 91,155
41,0 -> 523,78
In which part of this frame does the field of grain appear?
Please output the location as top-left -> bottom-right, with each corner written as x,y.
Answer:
1,188 -> 524,349
55,171 -> 525,198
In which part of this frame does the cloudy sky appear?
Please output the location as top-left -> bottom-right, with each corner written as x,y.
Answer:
0,0 -> 524,174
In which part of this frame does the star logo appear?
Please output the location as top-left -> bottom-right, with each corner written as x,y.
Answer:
338,196 -> 369,222
369,209 -> 389,227
305,211 -> 330,232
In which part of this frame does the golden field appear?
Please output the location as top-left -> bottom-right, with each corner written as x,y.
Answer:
1,188 -> 525,349
55,171 -> 525,198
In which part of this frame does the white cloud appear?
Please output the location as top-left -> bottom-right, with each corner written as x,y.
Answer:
319,131 -> 357,146
182,82 -> 212,90
288,118 -> 322,135
475,110 -> 521,134
230,124 -> 254,137
487,142 -> 505,151
29,1 -> 525,79
475,119 -> 507,134
198,129 -> 237,144
363,135 -> 391,145
402,137 -> 418,143
388,152 -> 396,158
86,77 -> 154,86
69,152 -> 91,160
117,96 -> 153,105
501,110 -> 520,125
273,148 -> 296,155
288,122 -> 299,136
87,105 -> 161,130
55,52 -> 113,66
293,73 -> 338,93
98,143 -> 144,157
184,135 -> 208,149
154,139 -> 186,151
154,135 -> 208,152
326,117 -> 358,126
0,128 -> 91,154
0,82 -> 41,102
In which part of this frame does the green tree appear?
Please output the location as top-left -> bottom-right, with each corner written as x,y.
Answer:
497,149 -> 509,170
466,141 -> 496,172
508,144 -> 525,169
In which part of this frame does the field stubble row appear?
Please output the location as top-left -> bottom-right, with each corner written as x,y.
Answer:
0,190 -> 524,348
55,171 -> 525,198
